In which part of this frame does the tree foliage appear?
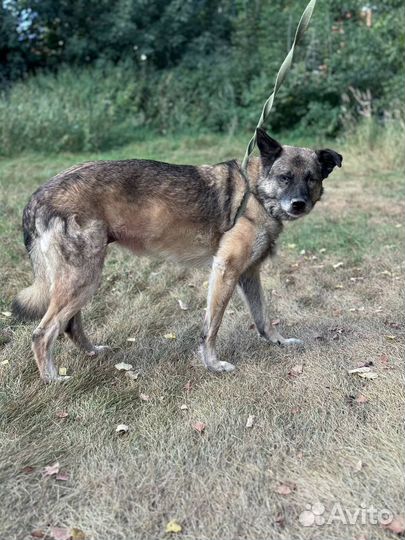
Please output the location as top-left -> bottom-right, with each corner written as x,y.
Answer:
0,0 -> 403,139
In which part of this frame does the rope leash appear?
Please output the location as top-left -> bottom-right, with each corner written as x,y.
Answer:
232,0 -> 317,226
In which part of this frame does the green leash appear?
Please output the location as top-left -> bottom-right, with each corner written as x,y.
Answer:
233,0 -> 317,226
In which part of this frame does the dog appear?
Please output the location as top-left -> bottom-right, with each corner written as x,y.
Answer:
12,128 -> 342,382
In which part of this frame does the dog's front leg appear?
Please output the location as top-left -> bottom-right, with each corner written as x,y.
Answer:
199,257 -> 241,373
238,265 -> 303,346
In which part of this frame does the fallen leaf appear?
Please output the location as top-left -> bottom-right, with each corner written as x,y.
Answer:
319,247 -> 327,253
163,333 -> 176,340
356,394 -> 369,404
348,366 -> 372,374
274,512 -> 285,528
177,299 -> 189,311
383,515 -> 405,534
245,415 -> 255,428
116,424 -> 129,434
289,364 -> 303,377
352,459 -> 363,472
180,404 -> 188,411
333,261 -> 344,269
126,337 -> 136,342
1,359 -> 9,365
275,482 -> 296,495
31,530 -> 45,538
50,527 -> 71,540
21,466 -> 35,474
71,528 -> 86,540
1,311 -> 12,317
56,471 -> 69,481
358,372 -> 378,380
379,354 -> 389,364
385,335 -> 397,341
125,371 -> 139,380
56,411 -> 69,419
58,367 -> 67,376
43,462 -> 60,477
140,393 -> 150,401
271,319 -> 280,326
193,421 -> 206,433
115,362 -> 133,371
165,520 -> 182,534
184,380 -> 192,392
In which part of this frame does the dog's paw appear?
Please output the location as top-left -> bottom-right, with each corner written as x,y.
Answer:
279,337 -> 304,347
87,345 -> 110,357
208,360 -> 236,373
44,375 -> 72,384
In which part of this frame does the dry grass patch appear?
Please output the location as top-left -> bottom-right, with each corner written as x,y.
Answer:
0,131 -> 404,540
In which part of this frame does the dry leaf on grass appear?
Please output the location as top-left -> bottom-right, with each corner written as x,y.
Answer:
43,462 -> 60,477
385,335 -> 397,341
50,527 -> 71,540
58,367 -> 67,376
274,482 -> 296,495
382,515 -> 405,535
115,362 -> 133,371
116,424 -> 129,435
289,364 -> 303,377
1,311 -> 12,317
356,394 -> 369,404
193,421 -> 206,434
31,529 -> 45,538
333,261 -> 344,269
352,459 -> 363,472
125,371 -> 139,380
0,359 -> 9,365
126,337 -> 136,342
56,411 -> 69,419
70,528 -> 86,540
177,299 -> 189,311
21,466 -> 35,474
165,520 -> 182,533
245,415 -> 255,428
163,332 -> 176,340
348,366 -> 372,374
271,319 -> 280,326
140,393 -> 150,401
359,372 -> 378,380
56,471 -> 69,481
180,404 -> 188,411
184,380 -> 192,392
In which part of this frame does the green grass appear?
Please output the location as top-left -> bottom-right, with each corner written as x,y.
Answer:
0,129 -> 404,540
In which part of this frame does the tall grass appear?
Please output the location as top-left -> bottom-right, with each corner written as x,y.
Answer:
0,63 -> 404,159
0,65 -> 146,155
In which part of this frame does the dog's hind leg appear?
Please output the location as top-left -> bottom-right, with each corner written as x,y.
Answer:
31,217 -> 107,382
65,311 -> 110,357
238,264 -> 303,346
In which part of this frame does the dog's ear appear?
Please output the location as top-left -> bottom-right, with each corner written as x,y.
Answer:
256,128 -> 282,166
316,149 -> 343,179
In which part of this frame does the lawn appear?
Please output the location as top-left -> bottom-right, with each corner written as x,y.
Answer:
0,132 -> 404,540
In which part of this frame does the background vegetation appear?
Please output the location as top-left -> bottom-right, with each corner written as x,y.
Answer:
0,0 -> 404,154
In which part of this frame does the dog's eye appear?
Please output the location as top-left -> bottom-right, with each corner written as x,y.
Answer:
279,175 -> 291,184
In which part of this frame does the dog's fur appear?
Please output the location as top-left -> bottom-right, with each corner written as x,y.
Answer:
12,128 -> 342,382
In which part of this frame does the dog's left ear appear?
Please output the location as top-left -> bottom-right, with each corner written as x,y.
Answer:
316,149 -> 343,179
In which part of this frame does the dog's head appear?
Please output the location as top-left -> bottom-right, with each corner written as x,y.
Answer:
254,128 -> 342,221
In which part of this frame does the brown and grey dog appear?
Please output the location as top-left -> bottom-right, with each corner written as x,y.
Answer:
12,128 -> 342,382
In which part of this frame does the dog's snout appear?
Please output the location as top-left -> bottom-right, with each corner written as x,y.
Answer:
291,199 -> 306,213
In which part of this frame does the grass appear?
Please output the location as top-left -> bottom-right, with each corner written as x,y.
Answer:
0,129 -> 404,540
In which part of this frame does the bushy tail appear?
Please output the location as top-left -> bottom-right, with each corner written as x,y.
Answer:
12,231 -> 50,322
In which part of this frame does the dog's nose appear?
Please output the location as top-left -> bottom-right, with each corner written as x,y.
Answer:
291,199 -> 306,213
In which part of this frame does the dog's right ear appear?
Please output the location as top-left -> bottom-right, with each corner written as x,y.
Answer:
256,128 -> 282,167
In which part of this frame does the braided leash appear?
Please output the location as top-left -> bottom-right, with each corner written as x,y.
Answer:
232,0 -> 317,226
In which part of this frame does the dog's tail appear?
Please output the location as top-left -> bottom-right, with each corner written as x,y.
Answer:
11,206 -> 50,321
